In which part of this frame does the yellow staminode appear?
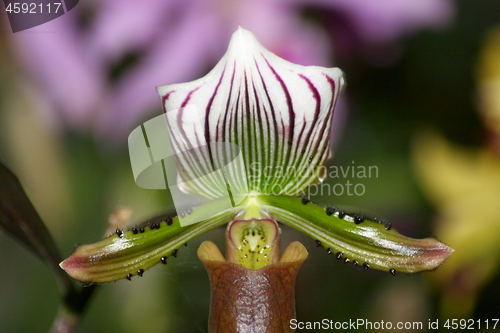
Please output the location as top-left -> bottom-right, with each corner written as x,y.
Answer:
227,217 -> 280,270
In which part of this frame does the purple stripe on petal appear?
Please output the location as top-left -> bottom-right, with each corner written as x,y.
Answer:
251,79 -> 267,189
162,90 -> 176,112
255,59 -> 283,178
220,61 -> 237,143
180,87 -> 201,108
205,67 -> 227,144
177,86 -> 201,149
264,57 -> 295,146
323,74 -> 338,119
309,75 -> 337,156
299,74 -> 321,124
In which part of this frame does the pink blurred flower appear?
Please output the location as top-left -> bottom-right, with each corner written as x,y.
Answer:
295,0 -> 455,64
10,0 -> 329,145
9,0 -> 454,144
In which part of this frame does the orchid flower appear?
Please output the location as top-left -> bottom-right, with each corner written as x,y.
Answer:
60,27 -> 452,331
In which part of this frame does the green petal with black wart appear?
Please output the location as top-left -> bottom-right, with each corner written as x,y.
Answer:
258,195 -> 453,273
60,199 -> 241,283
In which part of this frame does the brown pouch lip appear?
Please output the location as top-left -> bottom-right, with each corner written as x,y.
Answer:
198,241 -> 308,333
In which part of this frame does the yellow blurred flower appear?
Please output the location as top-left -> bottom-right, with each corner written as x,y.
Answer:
413,132 -> 500,318
478,28 -> 500,148
413,27 -> 500,319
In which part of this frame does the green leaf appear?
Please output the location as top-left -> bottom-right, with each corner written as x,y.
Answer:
0,161 -> 70,290
258,195 -> 453,274
60,198 -> 242,283
0,161 -> 97,332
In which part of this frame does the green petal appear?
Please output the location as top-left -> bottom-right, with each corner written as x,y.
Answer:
60,198 -> 241,283
258,195 -> 453,274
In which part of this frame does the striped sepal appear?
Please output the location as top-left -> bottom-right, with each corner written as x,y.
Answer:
157,27 -> 344,199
